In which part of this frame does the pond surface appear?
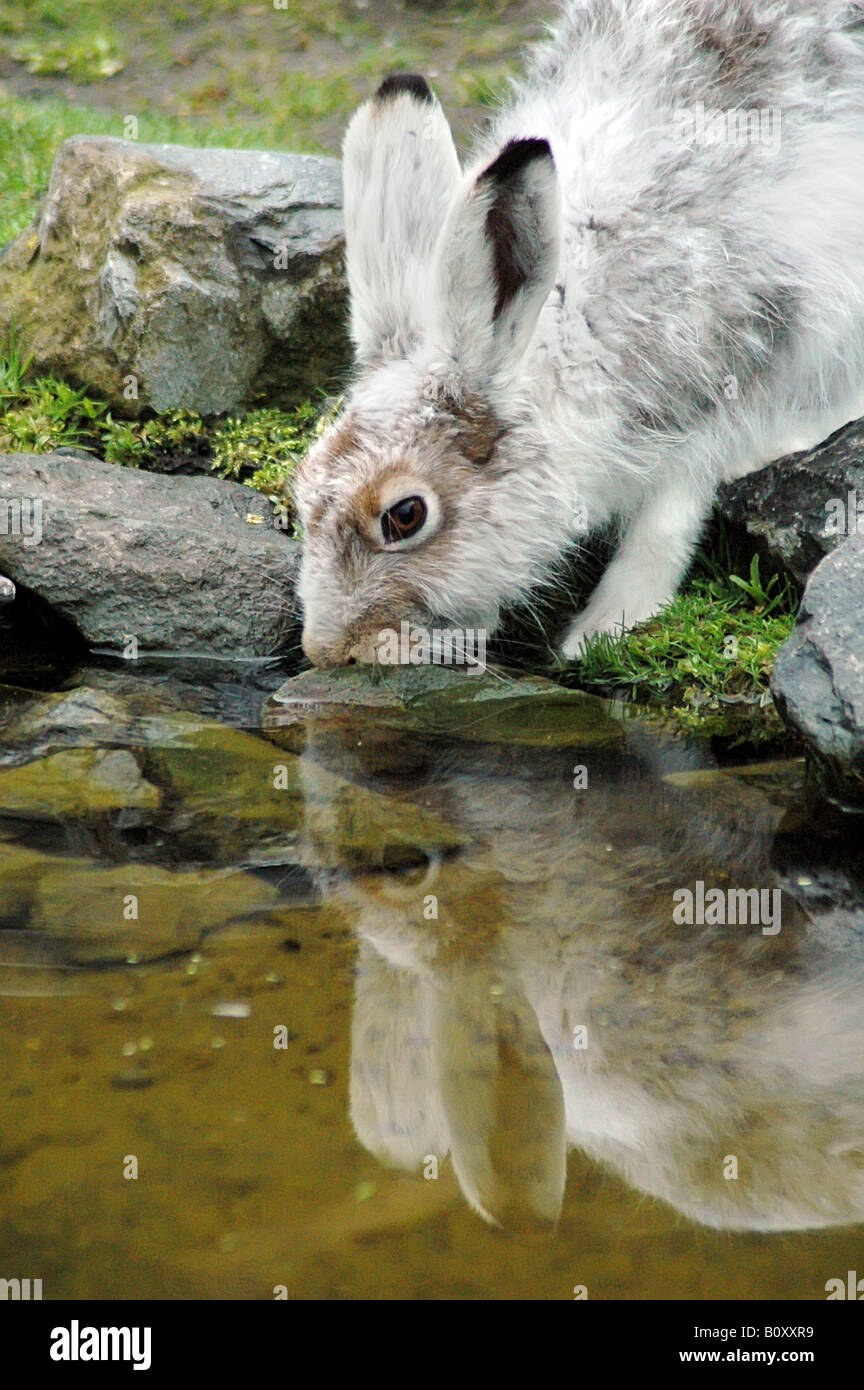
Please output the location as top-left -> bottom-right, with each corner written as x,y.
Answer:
1,655 -> 863,1300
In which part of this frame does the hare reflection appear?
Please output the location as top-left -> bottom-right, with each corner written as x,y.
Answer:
294,729 -> 864,1233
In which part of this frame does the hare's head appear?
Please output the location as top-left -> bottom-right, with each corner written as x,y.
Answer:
294,75 -> 562,666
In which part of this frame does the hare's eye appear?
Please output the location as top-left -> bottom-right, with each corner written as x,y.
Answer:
381,496 -> 427,543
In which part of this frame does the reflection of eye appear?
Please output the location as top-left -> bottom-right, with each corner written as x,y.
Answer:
381,496 -> 427,543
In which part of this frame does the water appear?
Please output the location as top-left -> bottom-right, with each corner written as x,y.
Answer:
1,656 -> 863,1300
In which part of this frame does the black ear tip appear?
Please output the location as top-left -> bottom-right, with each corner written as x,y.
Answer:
481,137 -> 555,186
374,73 -> 434,106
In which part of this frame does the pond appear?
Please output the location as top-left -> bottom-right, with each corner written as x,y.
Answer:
1,653 -> 863,1300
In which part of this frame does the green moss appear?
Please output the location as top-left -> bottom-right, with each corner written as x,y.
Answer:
0,336 -> 327,525
209,403 -> 326,527
209,403 -> 320,480
102,408 -> 209,469
560,555 -> 798,744
0,344 -> 107,450
7,33 -> 124,81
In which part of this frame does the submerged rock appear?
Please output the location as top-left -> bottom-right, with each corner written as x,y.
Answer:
718,417 -> 864,585
0,137 -> 350,413
0,452 -> 301,656
30,861 -> 278,966
0,748 -> 159,818
0,836 -> 278,965
0,678 -> 464,872
153,718 -> 464,869
771,534 -> 864,810
266,664 -> 624,748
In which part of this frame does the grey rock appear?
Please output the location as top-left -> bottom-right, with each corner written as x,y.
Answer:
0,136 -> 350,414
771,534 -> 864,809
266,663 -> 624,748
0,452 -> 301,656
718,417 -> 864,584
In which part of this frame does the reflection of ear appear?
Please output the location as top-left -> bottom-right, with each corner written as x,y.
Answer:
434,964 -> 566,1228
350,939 -> 448,1169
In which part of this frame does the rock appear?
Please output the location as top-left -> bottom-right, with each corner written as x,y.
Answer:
0,748 -> 159,819
30,861 -> 278,965
0,137 -> 350,414
0,452 -> 301,656
265,664 -> 624,748
153,718 -> 464,870
771,534 -> 864,809
718,417 -> 864,585
0,678 -> 464,873
0,835 -> 279,965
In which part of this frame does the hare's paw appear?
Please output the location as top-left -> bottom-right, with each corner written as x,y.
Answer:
559,604 -> 631,661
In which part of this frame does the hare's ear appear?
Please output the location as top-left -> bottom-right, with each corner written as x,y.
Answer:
342,74 -> 461,369
429,137 -> 561,403
434,966 -> 567,1229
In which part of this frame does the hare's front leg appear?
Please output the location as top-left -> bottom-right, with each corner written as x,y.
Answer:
561,478 -> 708,659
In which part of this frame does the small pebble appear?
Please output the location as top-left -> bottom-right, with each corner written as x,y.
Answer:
121,1041 -> 137,1058
211,1002 -> 251,1019
111,998 -> 130,1013
210,1037 -> 226,1050
308,1069 -> 328,1086
110,1071 -> 154,1090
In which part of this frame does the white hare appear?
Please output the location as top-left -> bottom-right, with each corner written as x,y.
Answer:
294,1 -> 864,664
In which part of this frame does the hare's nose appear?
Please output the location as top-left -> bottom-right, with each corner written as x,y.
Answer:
301,630 -> 354,668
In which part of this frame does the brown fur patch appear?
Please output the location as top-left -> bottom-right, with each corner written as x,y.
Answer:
346,463 -> 422,529
345,584 -> 428,647
689,3 -> 772,83
435,390 -> 504,465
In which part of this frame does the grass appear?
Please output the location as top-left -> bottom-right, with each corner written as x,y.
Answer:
0,0 -> 543,244
0,334 -> 325,526
562,552 -> 799,744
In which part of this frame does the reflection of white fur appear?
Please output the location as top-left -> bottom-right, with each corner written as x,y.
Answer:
301,730 -> 864,1233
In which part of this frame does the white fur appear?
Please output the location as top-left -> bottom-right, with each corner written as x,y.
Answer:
296,1 -> 864,662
